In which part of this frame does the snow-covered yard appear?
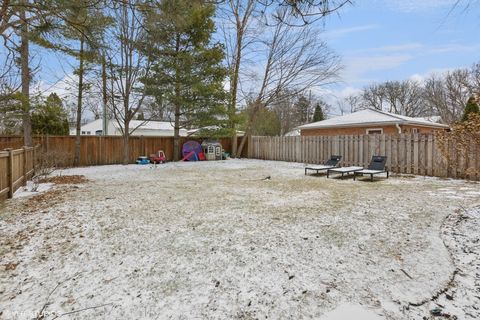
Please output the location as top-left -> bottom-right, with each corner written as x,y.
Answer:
0,159 -> 479,319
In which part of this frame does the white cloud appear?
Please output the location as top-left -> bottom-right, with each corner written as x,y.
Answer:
337,40 -> 477,86
426,43 -> 480,54
407,67 -> 460,83
308,86 -> 364,117
35,72 -> 77,101
352,43 -> 424,54
342,54 -> 414,84
323,24 -> 378,39
379,0 -> 459,12
409,73 -> 425,83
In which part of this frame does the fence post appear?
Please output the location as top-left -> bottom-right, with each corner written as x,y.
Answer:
5,148 -> 13,198
33,145 -> 37,173
22,146 -> 27,186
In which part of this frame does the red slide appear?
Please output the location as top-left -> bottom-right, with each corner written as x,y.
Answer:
181,151 -> 195,161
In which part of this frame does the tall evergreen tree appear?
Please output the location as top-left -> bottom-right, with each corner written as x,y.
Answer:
294,95 -> 312,124
56,1 -> 111,165
1,1 -> 106,146
462,96 -> 480,122
31,93 -> 69,135
144,0 -> 228,161
312,103 -> 325,122
244,105 -> 281,136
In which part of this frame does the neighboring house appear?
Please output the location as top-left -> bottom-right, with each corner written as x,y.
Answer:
298,109 -> 449,136
69,119 -> 188,137
186,126 -> 245,137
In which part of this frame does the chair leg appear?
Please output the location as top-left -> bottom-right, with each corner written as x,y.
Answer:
387,171 -> 389,178
353,173 -> 356,181
371,174 -> 373,182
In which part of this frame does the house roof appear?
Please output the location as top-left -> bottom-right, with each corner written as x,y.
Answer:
112,120 -> 178,131
298,109 -> 449,130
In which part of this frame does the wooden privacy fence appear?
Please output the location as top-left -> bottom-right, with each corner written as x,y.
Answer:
0,146 -> 36,200
248,134 -> 480,180
0,135 -> 247,167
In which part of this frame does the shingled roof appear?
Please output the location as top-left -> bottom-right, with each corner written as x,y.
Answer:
298,109 -> 449,130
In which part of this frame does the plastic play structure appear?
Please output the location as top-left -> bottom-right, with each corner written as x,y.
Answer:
201,140 -> 223,160
136,156 -> 150,165
181,141 -> 203,161
149,150 -> 166,164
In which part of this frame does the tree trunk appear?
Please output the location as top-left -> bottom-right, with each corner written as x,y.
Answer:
237,101 -> 261,157
74,36 -> 85,166
173,101 -> 180,161
102,53 -> 108,135
122,121 -> 129,165
20,5 -> 32,147
229,49 -> 241,157
173,35 -> 181,162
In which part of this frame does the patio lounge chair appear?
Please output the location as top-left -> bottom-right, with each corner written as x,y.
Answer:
326,166 -> 364,178
353,156 -> 389,181
305,155 -> 342,175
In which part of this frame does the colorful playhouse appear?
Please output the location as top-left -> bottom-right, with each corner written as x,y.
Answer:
201,140 -> 223,161
181,140 -> 223,161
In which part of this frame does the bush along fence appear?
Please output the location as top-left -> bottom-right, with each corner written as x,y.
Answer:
0,146 -> 37,200
0,135 -> 248,167
247,134 -> 480,180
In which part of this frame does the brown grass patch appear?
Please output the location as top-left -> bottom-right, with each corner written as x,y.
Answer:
39,175 -> 89,185
23,189 -> 67,212
4,262 -> 19,271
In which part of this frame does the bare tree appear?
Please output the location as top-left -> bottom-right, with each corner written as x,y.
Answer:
271,92 -> 295,135
105,1 -> 151,164
236,9 -> 341,155
470,62 -> 480,96
218,0 -> 258,157
1,1 -> 105,146
358,80 -> 426,117
341,94 -> 363,114
261,0 -> 353,26
424,69 -> 473,123
361,83 -> 386,111
382,80 -> 426,117
0,42 -> 22,134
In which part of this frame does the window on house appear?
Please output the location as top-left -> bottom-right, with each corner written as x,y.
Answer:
95,130 -> 103,135
366,128 -> 383,135
86,131 -> 91,135
412,128 -> 419,134
81,131 -> 86,135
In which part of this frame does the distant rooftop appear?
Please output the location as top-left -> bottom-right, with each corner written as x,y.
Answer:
112,120 -> 176,131
298,109 -> 449,130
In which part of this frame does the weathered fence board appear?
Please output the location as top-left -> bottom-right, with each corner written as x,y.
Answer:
0,135 -> 246,167
0,146 -> 36,200
248,134 -> 479,180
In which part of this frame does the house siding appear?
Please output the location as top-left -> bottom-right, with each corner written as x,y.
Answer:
300,124 -> 444,136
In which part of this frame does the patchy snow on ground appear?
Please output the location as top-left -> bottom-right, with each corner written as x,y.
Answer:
321,303 -> 384,320
13,181 -> 54,199
0,159 -> 479,319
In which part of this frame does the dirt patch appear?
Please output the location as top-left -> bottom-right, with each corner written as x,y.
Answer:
38,175 -> 89,185
3,262 -> 19,271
